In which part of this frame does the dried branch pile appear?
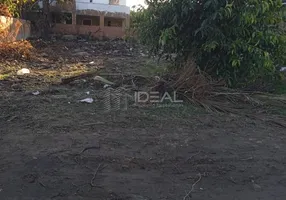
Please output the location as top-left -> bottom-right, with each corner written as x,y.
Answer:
0,40 -> 34,60
0,4 -> 11,17
167,59 -> 215,101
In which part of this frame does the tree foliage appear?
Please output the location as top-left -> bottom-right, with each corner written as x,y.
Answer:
135,0 -> 286,86
0,0 -> 36,17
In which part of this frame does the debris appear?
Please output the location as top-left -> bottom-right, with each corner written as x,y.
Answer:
252,183 -> 262,191
94,76 -> 115,85
78,146 -> 100,155
32,91 -> 40,96
78,39 -> 87,42
80,98 -> 94,104
86,91 -> 90,95
103,84 -> 110,89
62,35 -> 77,41
183,173 -> 202,200
40,53 -> 49,57
89,61 -> 95,64
73,51 -> 90,56
127,195 -> 150,200
17,68 -> 30,75
280,67 -> 286,72
0,40 -> 34,60
61,71 -> 98,84
90,163 -> 106,188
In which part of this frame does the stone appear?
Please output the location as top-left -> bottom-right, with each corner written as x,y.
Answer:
73,51 -> 90,56
17,68 -> 30,75
62,34 -> 77,41
127,195 -> 149,200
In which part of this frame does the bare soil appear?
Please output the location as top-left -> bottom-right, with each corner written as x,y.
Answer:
0,39 -> 286,200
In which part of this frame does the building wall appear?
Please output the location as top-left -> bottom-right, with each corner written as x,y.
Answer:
52,24 -> 125,38
36,0 -> 130,38
75,2 -> 130,14
0,16 -> 31,43
104,17 -> 123,27
77,0 -> 127,6
76,15 -> 100,26
39,0 -> 130,14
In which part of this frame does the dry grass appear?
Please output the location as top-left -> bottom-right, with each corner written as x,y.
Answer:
0,40 -> 34,60
168,58 -> 215,101
0,4 -> 11,17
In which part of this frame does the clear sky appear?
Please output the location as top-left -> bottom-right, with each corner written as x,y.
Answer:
126,0 -> 146,7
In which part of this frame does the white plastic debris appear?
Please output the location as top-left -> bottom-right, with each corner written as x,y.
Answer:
32,91 -> 40,96
17,68 -> 30,75
103,84 -> 110,89
94,76 -> 114,85
80,98 -> 94,103
89,61 -> 95,64
280,67 -> 286,72
86,91 -> 90,95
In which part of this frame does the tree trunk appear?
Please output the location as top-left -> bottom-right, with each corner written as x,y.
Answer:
42,0 -> 51,38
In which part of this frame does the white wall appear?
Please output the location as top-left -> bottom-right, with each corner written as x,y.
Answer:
38,0 -> 130,14
76,2 -> 130,14
76,0 -> 127,6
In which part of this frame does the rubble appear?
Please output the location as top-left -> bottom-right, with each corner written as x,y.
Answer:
17,68 -> 30,75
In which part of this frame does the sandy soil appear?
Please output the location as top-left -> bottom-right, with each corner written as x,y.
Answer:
0,39 -> 286,200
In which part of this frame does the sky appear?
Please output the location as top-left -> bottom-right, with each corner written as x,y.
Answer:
126,0 -> 146,8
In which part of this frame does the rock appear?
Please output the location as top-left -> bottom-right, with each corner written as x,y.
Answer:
73,51 -> 90,56
127,195 -> 149,200
62,35 -> 77,41
78,39 -> 87,42
79,98 -> 94,104
17,68 -> 30,75
32,91 -> 40,96
252,183 -> 262,191
40,52 -> 49,57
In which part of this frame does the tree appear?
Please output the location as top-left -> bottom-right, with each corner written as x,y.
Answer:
135,0 -> 286,87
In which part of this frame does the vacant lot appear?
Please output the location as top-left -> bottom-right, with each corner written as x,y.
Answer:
0,39 -> 286,200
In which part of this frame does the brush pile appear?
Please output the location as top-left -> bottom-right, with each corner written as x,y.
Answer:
0,4 -> 11,17
167,59 -> 215,101
0,40 -> 34,60
149,58 -> 266,112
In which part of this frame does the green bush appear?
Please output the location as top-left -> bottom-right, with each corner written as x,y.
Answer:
135,0 -> 286,87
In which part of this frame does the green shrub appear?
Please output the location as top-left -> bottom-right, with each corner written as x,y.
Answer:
136,0 -> 286,87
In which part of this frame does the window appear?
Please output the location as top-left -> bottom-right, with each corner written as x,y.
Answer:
109,0 -> 119,5
82,19 -> 92,26
51,12 -> 72,24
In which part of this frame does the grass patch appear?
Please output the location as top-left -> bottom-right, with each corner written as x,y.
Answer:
140,60 -> 169,77
140,103 -> 205,119
0,73 -> 11,80
274,82 -> 286,94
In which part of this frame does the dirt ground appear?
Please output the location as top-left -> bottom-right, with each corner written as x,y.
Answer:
0,39 -> 286,200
